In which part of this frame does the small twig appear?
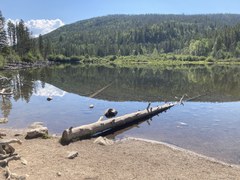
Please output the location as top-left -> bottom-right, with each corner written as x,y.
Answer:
97,116 -> 104,122
146,102 -> 151,110
179,94 -> 186,105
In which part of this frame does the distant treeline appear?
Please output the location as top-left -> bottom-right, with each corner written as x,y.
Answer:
1,12 -> 240,66
44,14 -> 240,60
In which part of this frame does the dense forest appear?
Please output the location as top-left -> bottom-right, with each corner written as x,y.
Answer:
0,10 -> 51,67
45,14 -> 240,60
1,12 -> 240,66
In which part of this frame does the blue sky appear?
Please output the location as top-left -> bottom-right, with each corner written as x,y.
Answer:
1,0 -> 240,36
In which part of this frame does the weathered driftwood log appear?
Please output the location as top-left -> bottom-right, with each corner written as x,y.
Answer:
0,139 -> 22,156
0,154 -> 20,167
61,102 -> 177,144
0,138 -> 23,180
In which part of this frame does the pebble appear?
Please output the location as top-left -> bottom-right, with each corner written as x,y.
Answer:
21,158 -> 28,165
94,136 -> 114,146
67,151 -> 78,159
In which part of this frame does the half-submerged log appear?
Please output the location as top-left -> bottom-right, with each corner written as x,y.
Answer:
61,102 -> 177,144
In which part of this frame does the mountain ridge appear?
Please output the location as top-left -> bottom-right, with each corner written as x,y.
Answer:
43,14 -> 240,59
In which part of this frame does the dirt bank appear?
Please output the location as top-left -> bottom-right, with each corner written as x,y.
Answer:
1,128 -> 240,180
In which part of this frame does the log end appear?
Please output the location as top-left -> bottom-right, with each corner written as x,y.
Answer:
60,130 -> 71,145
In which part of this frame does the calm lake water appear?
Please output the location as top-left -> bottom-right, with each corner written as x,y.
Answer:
0,63 -> 240,164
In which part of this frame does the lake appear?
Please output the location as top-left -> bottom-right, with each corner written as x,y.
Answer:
0,63 -> 240,164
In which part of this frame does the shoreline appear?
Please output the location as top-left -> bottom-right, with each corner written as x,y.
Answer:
125,137 -> 240,168
1,127 -> 240,179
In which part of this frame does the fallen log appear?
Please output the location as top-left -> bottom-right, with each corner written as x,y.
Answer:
61,101 -> 178,144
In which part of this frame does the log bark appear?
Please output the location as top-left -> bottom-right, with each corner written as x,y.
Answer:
61,102 -> 176,144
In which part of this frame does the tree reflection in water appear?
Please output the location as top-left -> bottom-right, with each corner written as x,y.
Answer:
0,64 -> 240,118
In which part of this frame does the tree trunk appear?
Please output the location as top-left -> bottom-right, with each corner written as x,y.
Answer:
61,102 -> 176,144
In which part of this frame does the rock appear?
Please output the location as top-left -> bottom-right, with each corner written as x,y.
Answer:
21,158 -> 28,165
10,173 -> 27,180
57,172 -> 62,176
67,151 -> 78,159
89,104 -> 94,108
28,122 -> 44,129
94,136 -> 114,146
0,132 -> 6,137
47,96 -> 53,101
25,127 -> 48,139
0,118 -> 8,124
104,108 -> 118,118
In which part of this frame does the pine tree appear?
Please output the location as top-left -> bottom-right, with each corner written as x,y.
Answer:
7,21 -> 16,47
0,11 -> 7,52
38,34 -> 44,56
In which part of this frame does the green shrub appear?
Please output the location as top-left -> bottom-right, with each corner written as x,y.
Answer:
22,52 -> 36,62
0,55 -> 6,68
109,55 -> 117,61
5,53 -> 21,63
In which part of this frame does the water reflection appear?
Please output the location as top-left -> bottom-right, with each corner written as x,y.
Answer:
46,64 -> 240,102
33,81 -> 67,97
0,64 -> 240,118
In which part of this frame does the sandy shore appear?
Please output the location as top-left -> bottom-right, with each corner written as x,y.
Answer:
1,128 -> 240,180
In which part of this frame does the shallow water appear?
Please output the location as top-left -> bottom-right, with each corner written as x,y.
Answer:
0,64 -> 240,164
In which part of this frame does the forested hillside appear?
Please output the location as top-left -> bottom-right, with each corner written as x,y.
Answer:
1,12 -> 240,65
44,14 -> 240,60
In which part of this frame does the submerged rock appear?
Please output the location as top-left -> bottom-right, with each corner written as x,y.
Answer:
47,96 -> 53,101
104,108 -> 118,118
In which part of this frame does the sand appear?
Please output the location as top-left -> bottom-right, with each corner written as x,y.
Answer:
1,128 -> 240,180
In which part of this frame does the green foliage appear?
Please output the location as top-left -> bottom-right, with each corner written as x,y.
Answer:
42,14 -> 240,61
189,39 -> 210,56
0,10 -> 7,52
5,51 -> 21,62
109,55 -> 117,61
48,54 -> 82,63
0,54 -> 5,68
22,52 -> 35,62
1,11 -> 240,66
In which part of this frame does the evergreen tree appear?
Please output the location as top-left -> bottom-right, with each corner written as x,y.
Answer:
38,34 -> 44,56
16,20 -> 31,57
7,21 -> 16,47
44,38 -> 52,60
0,11 -> 7,52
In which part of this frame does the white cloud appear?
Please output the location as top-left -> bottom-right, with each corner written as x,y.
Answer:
7,19 -> 65,37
